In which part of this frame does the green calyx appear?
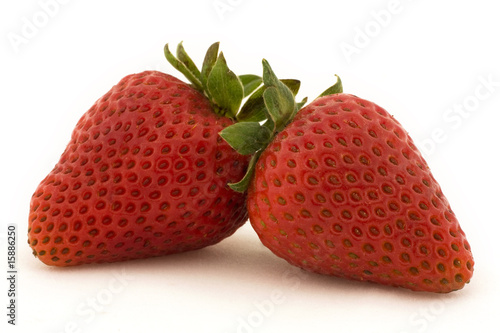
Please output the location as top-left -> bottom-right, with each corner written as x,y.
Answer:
165,42 -> 262,118
221,59 -> 343,192
166,43 -> 343,193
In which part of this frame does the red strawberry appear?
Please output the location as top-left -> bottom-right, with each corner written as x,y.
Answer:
28,43 -> 261,266
223,60 -> 474,292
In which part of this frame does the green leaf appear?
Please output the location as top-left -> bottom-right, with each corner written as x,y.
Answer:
164,43 -> 203,91
236,85 -> 267,122
228,151 -> 262,193
280,79 -> 301,96
206,52 -> 244,118
237,79 -> 303,123
262,85 -> 295,132
219,122 -> 272,155
239,74 -> 262,97
201,42 -> 219,87
318,74 -> 343,97
262,87 -> 282,130
262,59 -> 296,132
176,42 -> 202,82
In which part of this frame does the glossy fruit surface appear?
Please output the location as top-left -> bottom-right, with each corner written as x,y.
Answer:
247,93 -> 474,292
29,71 -> 249,266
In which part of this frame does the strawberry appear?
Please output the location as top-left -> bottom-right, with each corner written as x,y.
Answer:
222,60 -> 474,292
28,42 -> 264,266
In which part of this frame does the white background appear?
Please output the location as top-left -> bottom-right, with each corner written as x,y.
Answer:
1,0 -> 499,332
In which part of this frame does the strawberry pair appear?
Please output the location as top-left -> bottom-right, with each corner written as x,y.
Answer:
29,43 -> 473,293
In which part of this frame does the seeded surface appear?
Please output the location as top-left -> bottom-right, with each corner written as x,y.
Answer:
247,93 -> 473,292
28,71 -> 249,266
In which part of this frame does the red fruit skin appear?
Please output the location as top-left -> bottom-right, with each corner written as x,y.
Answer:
248,93 -> 474,292
29,71 -> 249,266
